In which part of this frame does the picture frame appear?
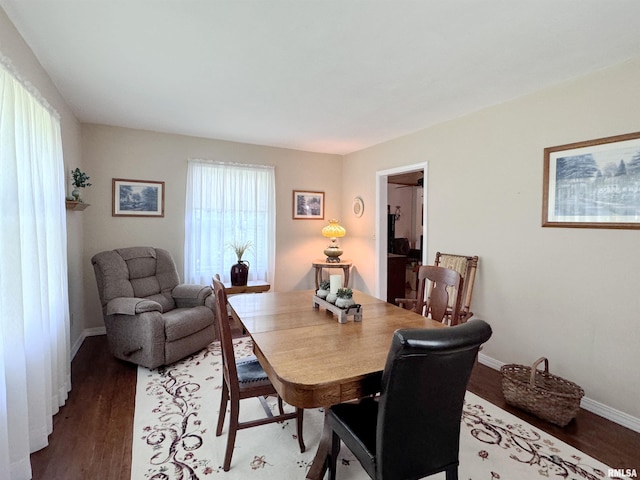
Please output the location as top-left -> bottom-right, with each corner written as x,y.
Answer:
112,178 -> 165,217
542,131 -> 640,229
292,190 -> 324,219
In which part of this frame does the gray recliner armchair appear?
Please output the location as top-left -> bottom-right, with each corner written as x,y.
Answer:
91,246 -> 216,369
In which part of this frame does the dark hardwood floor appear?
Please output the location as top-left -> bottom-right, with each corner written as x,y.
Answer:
31,335 -> 639,479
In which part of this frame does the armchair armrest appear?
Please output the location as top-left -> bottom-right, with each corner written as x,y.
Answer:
172,284 -> 212,308
106,297 -> 162,316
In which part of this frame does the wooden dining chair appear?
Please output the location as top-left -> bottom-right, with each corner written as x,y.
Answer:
433,252 -> 478,324
211,279 -> 305,471
396,265 -> 463,325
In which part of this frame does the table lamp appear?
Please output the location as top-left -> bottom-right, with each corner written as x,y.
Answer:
322,219 -> 346,263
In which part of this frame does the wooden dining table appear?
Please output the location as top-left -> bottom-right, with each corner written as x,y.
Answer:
227,289 -> 446,480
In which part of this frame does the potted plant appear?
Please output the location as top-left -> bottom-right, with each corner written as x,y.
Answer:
335,288 -> 355,309
317,280 -> 330,299
69,168 -> 92,202
228,240 -> 252,286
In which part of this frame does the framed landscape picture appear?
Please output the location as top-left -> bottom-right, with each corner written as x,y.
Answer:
112,178 -> 165,217
542,132 -> 640,229
292,190 -> 324,219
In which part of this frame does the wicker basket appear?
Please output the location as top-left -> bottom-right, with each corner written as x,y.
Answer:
500,357 -> 584,427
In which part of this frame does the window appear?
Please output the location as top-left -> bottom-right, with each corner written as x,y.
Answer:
184,160 -> 276,285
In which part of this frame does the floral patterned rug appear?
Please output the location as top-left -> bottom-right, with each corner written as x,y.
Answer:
132,338 -> 615,479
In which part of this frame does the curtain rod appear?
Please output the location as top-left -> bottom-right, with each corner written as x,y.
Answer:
188,158 -> 274,170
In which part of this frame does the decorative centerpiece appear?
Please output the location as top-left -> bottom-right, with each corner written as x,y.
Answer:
228,240 -> 252,286
316,280 -> 330,299
312,288 -> 363,323
68,167 -> 92,202
335,288 -> 355,309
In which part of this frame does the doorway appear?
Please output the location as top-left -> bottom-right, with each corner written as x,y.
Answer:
375,162 -> 427,301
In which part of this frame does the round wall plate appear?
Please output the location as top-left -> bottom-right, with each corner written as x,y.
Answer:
352,196 -> 364,217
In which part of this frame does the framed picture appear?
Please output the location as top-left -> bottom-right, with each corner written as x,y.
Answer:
112,178 -> 165,217
292,190 -> 324,219
543,132 -> 640,229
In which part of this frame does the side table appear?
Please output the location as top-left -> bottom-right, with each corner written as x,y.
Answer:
222,280 -> 271,295
312,259 -> 352,289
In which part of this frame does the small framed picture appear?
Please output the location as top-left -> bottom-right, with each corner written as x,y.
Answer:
112,178 -> 165,217
543,131 -> 640,229
292,190 -> 324,219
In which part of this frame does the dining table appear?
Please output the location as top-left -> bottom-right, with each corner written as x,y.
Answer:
227,288 -> 446,480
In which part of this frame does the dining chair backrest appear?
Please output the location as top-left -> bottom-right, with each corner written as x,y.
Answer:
212,279 -> 239,394
415,265 -> 463,325
376,320 -> 493,479
433,252 -> 479,323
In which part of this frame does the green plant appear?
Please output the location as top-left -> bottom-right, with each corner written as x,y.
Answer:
71,168 -> 92,188
319,280 -> 331,290
228,239 -> 253,262
336,287 -> 353,298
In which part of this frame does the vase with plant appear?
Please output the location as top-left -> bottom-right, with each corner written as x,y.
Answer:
228,240 -> 252,286
335,288 -> 355,309
316,280 -> 330,299
70,168 -> 92,202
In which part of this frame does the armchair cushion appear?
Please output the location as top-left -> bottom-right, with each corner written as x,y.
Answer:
163,306 -> 215,341
106,297 -> 162,316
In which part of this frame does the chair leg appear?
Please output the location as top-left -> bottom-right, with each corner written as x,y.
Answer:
216,381 -> 229,436
277,395 -> 285,415
445,466 -> 458,480
222,396 -> 240,471
296,407 -> 305,452
328,430 -> 340,480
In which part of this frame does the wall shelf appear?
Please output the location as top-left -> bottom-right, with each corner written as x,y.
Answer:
65,201 -> 90,211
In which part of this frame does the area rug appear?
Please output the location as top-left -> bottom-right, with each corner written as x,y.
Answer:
132,338 -> 615,479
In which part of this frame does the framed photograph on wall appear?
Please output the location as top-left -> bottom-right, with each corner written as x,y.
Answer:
543,131 -> 640,229
292,190 -> 324,219
112,178 -> 165,217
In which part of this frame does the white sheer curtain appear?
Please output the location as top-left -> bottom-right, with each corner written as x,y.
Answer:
184,160 -> 276,285
0,57 -> 71,479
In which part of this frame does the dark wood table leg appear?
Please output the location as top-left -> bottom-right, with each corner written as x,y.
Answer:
314,266 -> 322,289
306,413 -> 330,480
343,265 -> 350,288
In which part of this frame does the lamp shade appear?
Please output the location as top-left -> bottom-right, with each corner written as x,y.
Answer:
321,219 -> 346,239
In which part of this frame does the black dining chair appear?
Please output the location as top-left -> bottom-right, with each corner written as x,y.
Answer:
324,319 -> 492,480
211,279 -> 305,471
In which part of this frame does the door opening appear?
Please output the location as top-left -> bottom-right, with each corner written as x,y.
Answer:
375,163 -> 427,302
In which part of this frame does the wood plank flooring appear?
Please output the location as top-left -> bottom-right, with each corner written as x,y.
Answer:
30,335 -> 639,479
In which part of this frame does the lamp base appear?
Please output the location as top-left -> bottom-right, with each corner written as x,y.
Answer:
324,245 -> 343,263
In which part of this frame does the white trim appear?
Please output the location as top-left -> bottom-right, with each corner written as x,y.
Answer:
70,326 -> 106,360
375,162 -> 428,299
477,353 -> 640,433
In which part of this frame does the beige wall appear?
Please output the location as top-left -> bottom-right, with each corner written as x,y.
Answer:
81,125 -> 342,330
0,8 -> 85,348
342,58 -> 640,419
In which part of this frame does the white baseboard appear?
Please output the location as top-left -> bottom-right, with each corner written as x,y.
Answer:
477,353 -> 640,433
70,326 -> 106,360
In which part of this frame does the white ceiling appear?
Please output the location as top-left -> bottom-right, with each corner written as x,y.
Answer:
2,1 -> 640,155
